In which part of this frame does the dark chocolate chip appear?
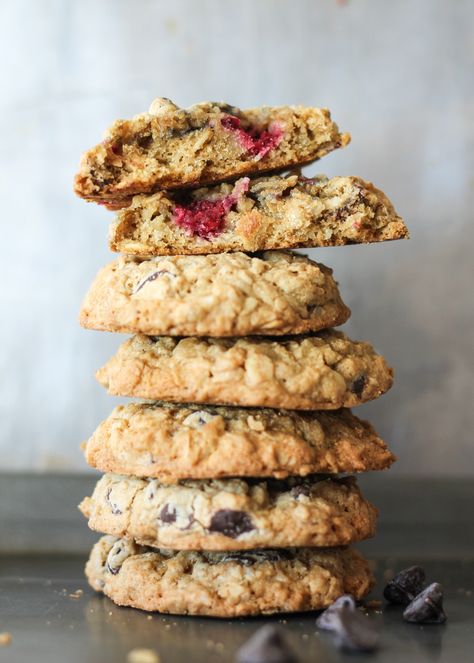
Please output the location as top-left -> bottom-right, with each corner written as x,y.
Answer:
316,597 -> 378,651
136,134 -> 153,150
221,550 -> 294,566
159,504 -> 177,524
236,624 -> 297,663
403,583 -> 446,624
316,594 -> 356,630
383,565 -> 426,605
105,487 -> 122,515
332,608 -> 379,652
350,375 -> 366,397
106,540 -> 134,575
106,545 -> 123,575
209,509 -> 254,538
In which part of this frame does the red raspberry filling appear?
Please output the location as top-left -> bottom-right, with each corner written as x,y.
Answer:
221,115 -> 284,159
173,178 -> 250,239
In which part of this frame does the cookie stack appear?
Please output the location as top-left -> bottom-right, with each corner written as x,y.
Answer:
74,99 -> 407,617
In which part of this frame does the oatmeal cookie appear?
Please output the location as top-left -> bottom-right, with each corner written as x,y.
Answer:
74,99 -> 349,208
110,174 -> 407,255
86,536 -> 373,616
84,403 -> 395,480
96,331 -> 393,409
79,251 -> 350,337
79,474 -> 377,551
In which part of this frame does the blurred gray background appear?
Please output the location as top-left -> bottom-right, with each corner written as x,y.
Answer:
0,0 -> 472,475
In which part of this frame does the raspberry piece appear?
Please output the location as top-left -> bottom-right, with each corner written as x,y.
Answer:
221,115 -> 284,159
173,178 -> 250,239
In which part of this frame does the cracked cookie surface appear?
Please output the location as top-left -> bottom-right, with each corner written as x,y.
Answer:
79,251 -> 350,337
79,474 -> 377,551
96,331 -> 393,409
84,403 -> 395,480
74,99 -> 349,208
86,535 -> 373,616
110,174 -> 408,255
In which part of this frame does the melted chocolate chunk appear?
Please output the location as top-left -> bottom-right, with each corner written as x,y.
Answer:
244,475 -> 326,499
105,540 -> 135,576
134,270 -> 176,293
350,375 -> 366,397
209,509 -> 254,538
106,558 -> 121,575
403,583 -> 446,624
105,487 -> 122,515
236,625 -> 297,663
383,565 -> 426,605
136,134 -> 152,150
220,550 -> 294,566
159,504 -> 177,524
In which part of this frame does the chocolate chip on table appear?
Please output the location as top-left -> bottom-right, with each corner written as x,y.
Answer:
209,509 -> 254,538
383,565 -> 426,605
350,374 -> 366,397
236,624 -> 297,663
332,609 -> 379,652
403,583 -> 447,624
316,597 -> 378,652
316,594 -> 356,630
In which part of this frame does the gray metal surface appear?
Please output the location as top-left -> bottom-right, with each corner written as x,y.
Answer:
1,555 -> 472,663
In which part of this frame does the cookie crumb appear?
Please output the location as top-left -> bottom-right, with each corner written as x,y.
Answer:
0,633 -> 12,646
363,600 -> 382,610
69,589 -> 84,599
127,648 -> 160,663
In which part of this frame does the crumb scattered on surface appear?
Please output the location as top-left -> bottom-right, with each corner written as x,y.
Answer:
69,589 -> 83,599
363,599 -> 383,610
0,633 -> 12,646
127,648 -> 160,663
